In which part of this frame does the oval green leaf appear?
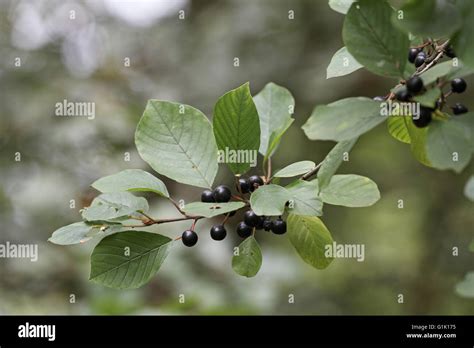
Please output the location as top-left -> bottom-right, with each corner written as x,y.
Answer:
287,214 -> 334,270
326,46 -> 363,79
285,180 -> 323,216
250,184 -> 291,216
232,236 -> 262,278
82,192 -> 149,222
320,174 -> 380,207
182,201 -> 245,218
92,169 -> 169,197
274,161 -> 316,178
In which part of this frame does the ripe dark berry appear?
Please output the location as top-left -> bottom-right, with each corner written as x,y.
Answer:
271,218 -> 287,235
445,45 -> 456,58
406,76 -> 424,94
236,221 -> 253,238
237,177 -> 251,194
263,218 -> 273,231
412,106 -> 433,128
451,78 -> 467,93
244,210 -> 260,227
373,96 -> 385,102
408,48 -> 420,63
248,175 -> 264,191
452,103 -> 468,115
414,52 -> 426,68
182,230 -> 198,247
210,225 -> 226,241
201,189 -> 215,203
213,185 -> 231,203
395,89 -> 411,102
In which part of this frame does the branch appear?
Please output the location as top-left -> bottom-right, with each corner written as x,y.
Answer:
301,162 -> 323,181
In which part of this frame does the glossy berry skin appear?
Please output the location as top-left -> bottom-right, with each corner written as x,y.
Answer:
210,225 -> 226,241
395,89 -> 411,102
213,185 -> 231,203
182,230 -> 198,247
271,218 -> 287,235
414,52 -> 426,68
237,177 -> 251,194
452,103 -> 468,115
201,190 -> 215,203
244,210 -> 260,227
445,46 -> 456,58
408,48 -> 420,63
413,106 -> 432,128
248,175 -> 264,191
236,221 -> 253,238
451,78 -> 467,93
406,76 -> 424,94
263,218 -> 273,231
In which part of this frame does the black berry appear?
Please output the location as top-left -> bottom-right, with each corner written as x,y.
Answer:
408,48 -> 420,63
412,106 -> 433,128
445,45 -> 456,58
263,218 -> 273,231
182,230 -> 198,247
452,103 -> 468,115
201,189 -> 215,203
414,52 -> 426,68
210,225 -> 226,241
271,218 -> 287,235
236,221 -> 253,238
373,96 -> 385,102
244,210 -> 260,227
406,76 -> 424,94
213,185 -> 231,203
395,89 -> 411,102
451,78 -> 467,93
237,177 -> 251,194
248,175 -> 264,191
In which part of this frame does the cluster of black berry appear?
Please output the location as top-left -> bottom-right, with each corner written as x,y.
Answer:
181,174 -> 286,247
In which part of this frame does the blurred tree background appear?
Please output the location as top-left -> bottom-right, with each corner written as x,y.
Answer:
0,0 -> 473,315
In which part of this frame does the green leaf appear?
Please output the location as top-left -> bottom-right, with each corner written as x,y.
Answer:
302,97 -> 386,141
343,0 -> 409,78
317,138 -> 358,189
254,82 -> 295,157
250,184 -> 291,216
453,1 -> 474,69
387,117 -> 411,144
231,236 -> 262,278
455,272 -> 474,298
92,169 -> 169,198
392,0 -> 461,38
264,118 -> 294,162
328,0 -> 355,14
404,117 -> 431,166
182,201 -> 245,218
426,119 -> 472,173
213,83 -> 260,174
287,214 -> 334,270
413,88 -> 441,108
326,47 -> 363,79
464,176 -> 474,202
82,192 -> 149,222
90,231 -> 173,289
420,60 -> 474,86
49,222 -> 98,245
135,100 -> 218,189
285,180 -> 323,216
320,174 -> 380,207
469,239 -> 474,252
274,161 -> 316,178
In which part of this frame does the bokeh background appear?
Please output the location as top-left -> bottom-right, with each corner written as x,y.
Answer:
0,0 -> 473,315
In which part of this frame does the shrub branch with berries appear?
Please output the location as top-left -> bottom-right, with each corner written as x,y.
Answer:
49,0 -> 474,291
